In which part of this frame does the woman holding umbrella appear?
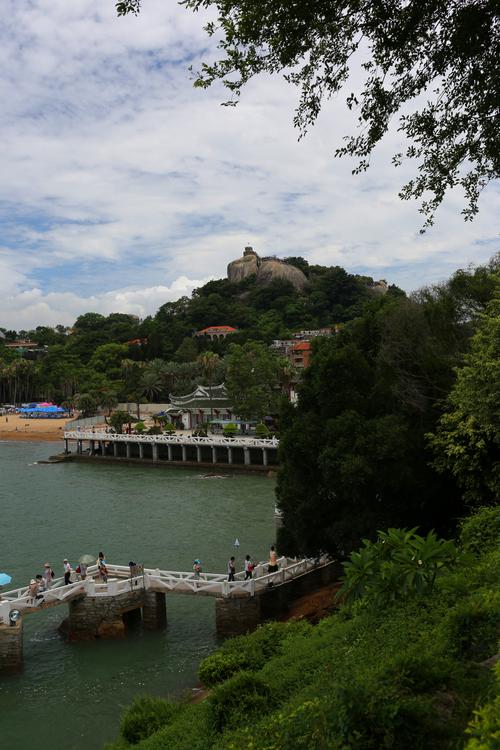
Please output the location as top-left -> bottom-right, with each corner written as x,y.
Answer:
0,571 -> 12,600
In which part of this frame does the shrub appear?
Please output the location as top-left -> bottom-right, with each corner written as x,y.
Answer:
133,703 -> 212,750
445,590 -> 500,661
119,695 -> 177,745
199,651 -> 254,688
147,425 -> 162,435
209,671 -> 275,732
135,421 -> 146,434
199,622 -> 294,687
464,660 -> 500,750
459,506 -> 500,555
192,427 -> 208,437
338,528 -> 459,605
223,423 -> 238,438
255,423 -> 270,438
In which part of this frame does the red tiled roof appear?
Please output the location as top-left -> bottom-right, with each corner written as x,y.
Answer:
197,326 -> 238,333
290,341 -> 311,351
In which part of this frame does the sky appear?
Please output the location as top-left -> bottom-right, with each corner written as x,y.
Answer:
0,0 -> 498,331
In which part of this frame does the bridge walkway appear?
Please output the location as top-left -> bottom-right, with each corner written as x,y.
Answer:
0,556 -> 327,622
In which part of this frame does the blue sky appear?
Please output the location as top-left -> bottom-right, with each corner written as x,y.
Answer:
0,0 -> 498,330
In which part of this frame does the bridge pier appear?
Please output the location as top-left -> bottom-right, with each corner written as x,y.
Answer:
142,591 -> 167,630
64,588 -> 144,641
215,596 -> 262,637
0,620 -> 23,673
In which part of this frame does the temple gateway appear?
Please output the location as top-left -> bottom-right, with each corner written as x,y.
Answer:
164,384 -> 236,430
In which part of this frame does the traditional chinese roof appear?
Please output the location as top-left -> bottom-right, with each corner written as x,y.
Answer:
170,383 -> 232,410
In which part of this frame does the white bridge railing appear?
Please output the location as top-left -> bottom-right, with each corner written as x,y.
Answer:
64,431 -> 279,449
0,556 -> 329,623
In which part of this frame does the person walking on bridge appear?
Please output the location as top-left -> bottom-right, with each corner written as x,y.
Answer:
244,555 -> 254,580
43,562 -> 54,588
227,556 -> 236,582
97,552 -> 108,583
63,559 -> 72,585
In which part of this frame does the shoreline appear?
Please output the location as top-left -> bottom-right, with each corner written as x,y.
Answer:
0,432 -> 64,443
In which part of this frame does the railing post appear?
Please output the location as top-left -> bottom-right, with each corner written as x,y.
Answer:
227,447 -> 233,464
262,448 -> 268,466
244,447 -> 250,465
181,445 -> 187,462
196,446 -> 201,463
126,443 -> 131,459
152,443 -> 158,461
212,446 -> 217,463
113,442 -> 118,457
167,445 -> 173,461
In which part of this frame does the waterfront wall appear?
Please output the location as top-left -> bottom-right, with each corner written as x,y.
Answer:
215,560 -> 342,637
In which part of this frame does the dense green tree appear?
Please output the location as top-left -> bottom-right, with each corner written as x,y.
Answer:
117,0 -> 499,226
174,336 -> 198,363
428,288 -> 500,505
226,341 -> 281,421
89,343 -> 128,380
75,392 -> 98,418
277,260 -> 500,556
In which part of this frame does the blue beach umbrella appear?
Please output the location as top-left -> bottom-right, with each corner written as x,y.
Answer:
0,573 -> 12,586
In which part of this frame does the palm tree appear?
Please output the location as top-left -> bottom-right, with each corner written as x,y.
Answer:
75,392 -> 98,418
121,358 -> 145,418
99,390 -> 118,416
140,369 -> 163,402
198,351 -> 220,420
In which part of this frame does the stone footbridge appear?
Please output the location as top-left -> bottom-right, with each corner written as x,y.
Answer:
0,556 -> 340,673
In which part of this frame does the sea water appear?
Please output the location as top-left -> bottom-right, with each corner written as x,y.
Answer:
0,441 -> 276,750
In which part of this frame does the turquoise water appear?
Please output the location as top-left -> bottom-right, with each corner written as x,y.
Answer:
0,441 -> 276,750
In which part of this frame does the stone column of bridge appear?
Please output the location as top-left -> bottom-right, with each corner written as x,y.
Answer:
142,591 -> 167,630
215,596 -> 262,637
0,620 -> 23,673
64,587 -> 145,640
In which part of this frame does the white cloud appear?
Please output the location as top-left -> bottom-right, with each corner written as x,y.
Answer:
0,0 -> 498,330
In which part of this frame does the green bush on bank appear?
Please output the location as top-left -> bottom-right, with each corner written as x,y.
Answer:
459,506 -> 500,555
198,621 -> 304,687
465,660 -> 500,750
120,696 -> 179,745
108,507 -> 500,750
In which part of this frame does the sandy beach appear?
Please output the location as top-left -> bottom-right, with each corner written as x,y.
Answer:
0,414 -> 72,443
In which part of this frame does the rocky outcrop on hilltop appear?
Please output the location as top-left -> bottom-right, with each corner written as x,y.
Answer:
227,247 -> 307,290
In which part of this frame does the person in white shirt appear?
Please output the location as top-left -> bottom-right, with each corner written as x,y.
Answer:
63,559 -> 72,585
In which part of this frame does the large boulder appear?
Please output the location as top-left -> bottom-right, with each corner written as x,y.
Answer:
227,248 -> 307,291
227,247 -> 259,283
257,259 -> 307,290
